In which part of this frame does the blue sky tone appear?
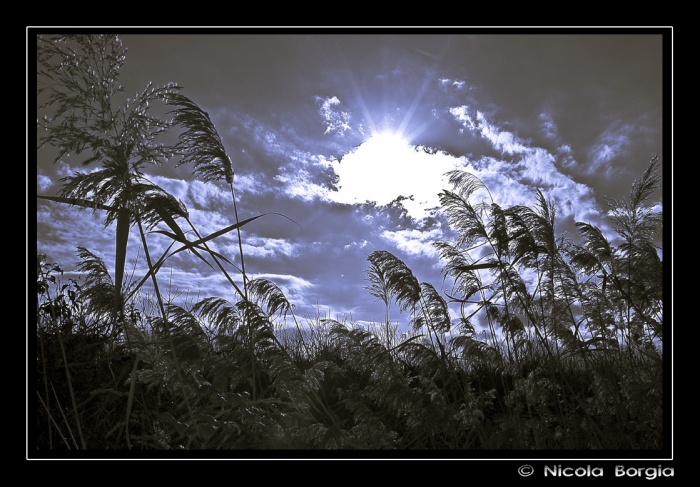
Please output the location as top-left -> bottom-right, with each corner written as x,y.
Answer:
35,30 -> 667,331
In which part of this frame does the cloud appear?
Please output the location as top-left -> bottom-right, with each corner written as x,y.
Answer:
151,175 -> 191,202
449,105 -> 477,131
451,105 -> 529,155
460,150 -> 599,227
242,236 -> 299,259
447,107 -> 604,229
316,96 -> 352,136
539,111 -> 558,140
273,169 -> 328,202
272,100 -> 605,245
327,134 -> 465,222
343,240 -> 369,251
439,78 -> 467,90
249,272 -> 315,307
380,226 -> 445,259
37,175 -> 53,193
587,120 -> 634,174
474,112 -> 529,155
55,161 -> 76,178
227,172 -> 267,197
187,180 -> 232,210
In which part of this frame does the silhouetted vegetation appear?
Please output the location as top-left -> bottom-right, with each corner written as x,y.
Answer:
35,35 -> 663,451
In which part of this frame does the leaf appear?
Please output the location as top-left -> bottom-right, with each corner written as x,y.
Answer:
156,412 -> 179,426
114,208 -> 129,303
124,241 -> 177,302
455,263 -> 499,271
149,198 -> 188,243
151,230 -> 236,270
192,413 -> 216,424
388,333 -> 425,352
149,230 -> 216,269
185,214 -> 266,247
37,194 -> 113,212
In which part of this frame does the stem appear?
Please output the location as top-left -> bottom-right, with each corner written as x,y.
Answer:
37,391 -> 72,449
229,179 -> 256,401
136,216 -> 195,439
229,181 -> 249,297
56,330 -> 86,449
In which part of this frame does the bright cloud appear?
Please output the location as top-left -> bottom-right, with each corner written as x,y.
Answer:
150,175 -> 190,201
461,152 -> 599,225
451,106 -> 529,155
274,169 -> 328,201
251,273 -> 313,292
439,78 -> 467,90
231,172 -> 267,196
188,180 -> 231,210
380,226 -> 445,258
474,112 -> 529,155
243,236 -> 299,259
37,174 -> 53,193
448,108 -> 603,226
449,105 -> 477,131
316,96 -> 352,135
55,161 -> 77,178
327,132 -> 464,221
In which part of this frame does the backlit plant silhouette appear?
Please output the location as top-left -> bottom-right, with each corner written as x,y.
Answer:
35,34 -> 663,452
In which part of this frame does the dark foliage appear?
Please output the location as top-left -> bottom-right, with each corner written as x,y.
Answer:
35,34 -> 663,451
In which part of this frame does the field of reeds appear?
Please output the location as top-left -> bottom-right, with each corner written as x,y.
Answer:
35,35 -> 664,452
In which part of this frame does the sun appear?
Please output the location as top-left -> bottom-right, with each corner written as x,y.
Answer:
334,130 -> 416,199
327,127 -> 461,221
362,130 -> 411,159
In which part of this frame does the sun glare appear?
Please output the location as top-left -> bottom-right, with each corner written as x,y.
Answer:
364,130 -> 411,157
329,129 -> 461,221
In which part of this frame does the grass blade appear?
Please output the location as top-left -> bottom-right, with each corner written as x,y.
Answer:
37,391 -> 73,450
37,194 -> 114,212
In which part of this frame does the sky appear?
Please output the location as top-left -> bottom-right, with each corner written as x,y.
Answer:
34,29 -> 668,332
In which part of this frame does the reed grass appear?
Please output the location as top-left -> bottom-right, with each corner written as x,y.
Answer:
35,35 -> 663,451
